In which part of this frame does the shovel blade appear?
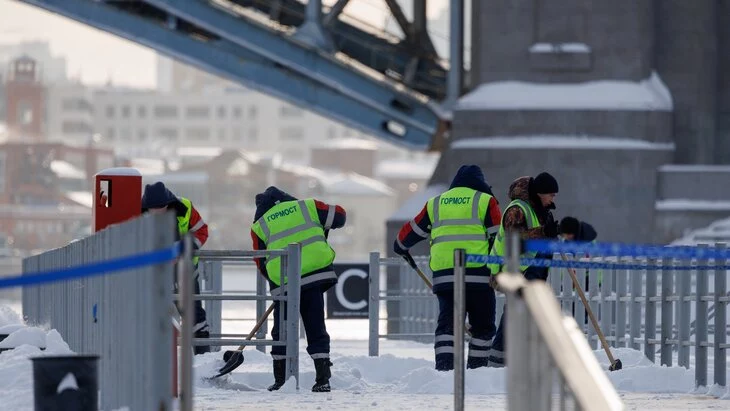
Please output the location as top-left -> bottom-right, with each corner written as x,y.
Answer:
208,351 -> 244,379
608,358 -> 623,371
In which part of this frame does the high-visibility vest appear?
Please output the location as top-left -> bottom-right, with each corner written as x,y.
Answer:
177,197 -> 199,266
425,187 -> 494,286
251,199 -> 336,290
487,199 -> 541,274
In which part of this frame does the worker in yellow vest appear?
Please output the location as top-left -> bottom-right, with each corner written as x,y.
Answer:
393,165 -> 502,371
487,173 -> 560,367
142,182 -> 211,354
250,186 -> 346,393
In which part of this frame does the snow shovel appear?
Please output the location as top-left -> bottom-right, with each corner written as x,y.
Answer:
560,253 -> 622,371
402,253 -> 474,336
208,302 -> 275,379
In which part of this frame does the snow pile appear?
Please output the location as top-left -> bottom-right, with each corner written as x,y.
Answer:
670,216 -> 730,245
529,42 -> 591,54
0,334 -> 73,410
595,348 -> 695,393
655,199 -> 730,212
0,305 -> 23,327
457,71 -> 673,111
451,136 -> 675,151
193,344 -> 696,397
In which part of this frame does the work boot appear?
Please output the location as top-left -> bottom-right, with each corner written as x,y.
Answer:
435,357 -> 454,371
311,358 -> 332,392
193,330 -> 211,355
267,359 -> 286,391
467,356 -> 489,369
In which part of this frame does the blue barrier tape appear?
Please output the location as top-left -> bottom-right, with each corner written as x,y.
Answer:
0,244 -> 180,289
524,239 -> 730,260
465,254 -> 730,271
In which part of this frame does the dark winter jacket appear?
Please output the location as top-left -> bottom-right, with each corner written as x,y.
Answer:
575,222 -> 598,242
502,176 -> 555,240
141,182 -> 209,250
141,181 -> 188,217
393,165 -> 502,293
250,186 -> 346,292
449,165 -> 495,196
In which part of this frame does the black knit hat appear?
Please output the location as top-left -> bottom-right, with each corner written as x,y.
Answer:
560,216 -> 580,236
533,172 -> 559,194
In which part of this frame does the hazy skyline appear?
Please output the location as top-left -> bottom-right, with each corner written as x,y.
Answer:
0,0 -> 448,89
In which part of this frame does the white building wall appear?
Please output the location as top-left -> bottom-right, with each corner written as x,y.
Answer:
46,83 -> 95,144
92,86 -> 376,165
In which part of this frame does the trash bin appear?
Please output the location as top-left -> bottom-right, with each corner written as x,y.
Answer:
32,355 -> 99,411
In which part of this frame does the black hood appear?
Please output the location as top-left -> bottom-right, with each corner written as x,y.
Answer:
254,186 -> 298,221
579,221 -> 598,242
449,165 -> 494,197
141,181 -> 186,215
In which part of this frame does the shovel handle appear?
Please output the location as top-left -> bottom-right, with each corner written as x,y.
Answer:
560,253 -> 618,366
234,302 -> 275,351
403,253 -> 433,289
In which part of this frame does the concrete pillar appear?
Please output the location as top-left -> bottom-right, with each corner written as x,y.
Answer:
655,0 -> 718,164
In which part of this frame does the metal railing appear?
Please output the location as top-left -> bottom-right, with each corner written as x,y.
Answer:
368,251 -> 506,357
22,213 -> 174,411
369,246 -> 730,389
182,246 -> 302,387
454,234 -> 624,411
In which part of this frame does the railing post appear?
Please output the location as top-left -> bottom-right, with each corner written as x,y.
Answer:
256,269 -> 268,353
615,266 -> 627,348
505,231 -> 529,411
660,260 -> 674,366
645,259 -> 657,362
369,252 -> 380,357
600,264 -> 612,347
453,248 -> 466,411
179,235 -> 194,411
202,260 -> 223,352
285,243 -> 301,389
695,244 -> 709,388
678,259 -> 691,368
561,263 -> 573,315
630,262 -> 642,351
714,243 -> 727,387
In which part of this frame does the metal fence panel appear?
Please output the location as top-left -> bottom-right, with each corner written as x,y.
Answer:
22,213 -> 174,411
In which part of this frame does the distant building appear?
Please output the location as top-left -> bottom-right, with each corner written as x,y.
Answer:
46,82 -> 95,145
0,141 -> 114,251
0,41 -> 67,85
141,148 -> 397,258
92,86 -> 373,164
5,56 -> 45,142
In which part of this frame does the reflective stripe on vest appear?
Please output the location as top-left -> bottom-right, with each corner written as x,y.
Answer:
426,188 -> 491,277
487,199 -> 541,274
177,197 -> 199,266
251,199 -> 336,288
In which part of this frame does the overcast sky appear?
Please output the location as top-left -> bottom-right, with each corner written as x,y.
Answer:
0,0 -> 448,89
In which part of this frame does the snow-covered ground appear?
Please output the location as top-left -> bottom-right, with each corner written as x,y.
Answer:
2,301 -> 730,410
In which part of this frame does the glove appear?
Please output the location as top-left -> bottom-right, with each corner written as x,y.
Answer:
489,275 -> 504,293
393,240 -> 408,257
544,212 -> 559,238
